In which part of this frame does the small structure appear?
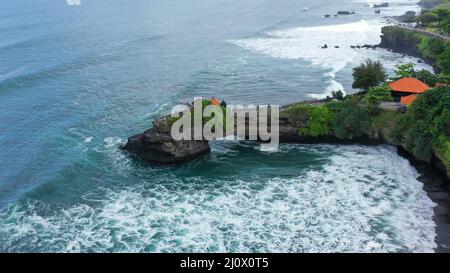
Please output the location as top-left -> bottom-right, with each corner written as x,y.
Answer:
211,97 -> 221,106
388,77 -> 430,102
400,94 -> 418,106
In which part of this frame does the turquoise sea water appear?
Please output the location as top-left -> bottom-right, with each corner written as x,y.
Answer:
0,0 -> 437,252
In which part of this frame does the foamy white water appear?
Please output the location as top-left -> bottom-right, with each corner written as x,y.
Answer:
232,0 -> 431,98
0,145 -> 436,253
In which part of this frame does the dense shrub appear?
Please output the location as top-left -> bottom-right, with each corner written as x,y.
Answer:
283,104 -> 335,137
364,85 -> 392,115
419,37 -> 445,59
331,90 -> 345,100
404,122 -> 434,161
282,104 -> 312,128
405,86 -> 450,161
298,106 -> 335,137
392,63 -> 417,79
438,45 -> 450,75
333,102 -> 372,140
416,69 -> 440,85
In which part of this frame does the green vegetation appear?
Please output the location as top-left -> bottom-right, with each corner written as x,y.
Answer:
399,87 -> 450,164
381,25 -> 450,76
283,59 -> 450,176
390,1 -> 450,76
281,104 -> 334,137
168,99 -> 228,132
282,99 -> 371,140
392,63 -> 417,79
416,1 -> 450,34
364,85 -> 392,115
352,59 -> 387,91
391,62 -> 440,85
416,69 -> 440,85
332,102 -> 372,140
331,90 -> 345,100
296,105 -> 334,137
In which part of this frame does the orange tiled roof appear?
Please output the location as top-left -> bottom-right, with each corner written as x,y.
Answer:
211,98 -> 221,106
401,94 -> 418,106
389,78 -> 430,93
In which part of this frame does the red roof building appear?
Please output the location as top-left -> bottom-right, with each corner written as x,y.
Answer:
400,94 -> 418,106
389,78 -> 430,94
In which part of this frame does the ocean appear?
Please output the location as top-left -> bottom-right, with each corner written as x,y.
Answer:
0,0 -> 437,252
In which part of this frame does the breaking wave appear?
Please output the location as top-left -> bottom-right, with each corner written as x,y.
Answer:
232,18 -> 431,98
0,145 -> 436,253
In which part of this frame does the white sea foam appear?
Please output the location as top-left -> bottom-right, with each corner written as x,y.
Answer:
358,0 -> 422,16
232,9 -> 432,98
0,145 -> 436,252
95,137 -> 131,175
232,20 -> 380,97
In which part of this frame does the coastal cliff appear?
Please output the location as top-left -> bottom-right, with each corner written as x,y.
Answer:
379,26 -> 443,72
123,97 -> 450,180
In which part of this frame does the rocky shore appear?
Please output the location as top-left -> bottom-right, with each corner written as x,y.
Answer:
379,26 -> 442,72
122,0 -> 450,252
123,105 -> 448,177
123,116 -> 210,164
122,100 -> 450,252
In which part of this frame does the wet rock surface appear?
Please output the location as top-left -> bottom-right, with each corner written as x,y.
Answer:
122,117 -> 210,164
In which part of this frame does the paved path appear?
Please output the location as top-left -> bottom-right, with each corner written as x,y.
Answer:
379,101 -> 403,111
392,25 -> 450,41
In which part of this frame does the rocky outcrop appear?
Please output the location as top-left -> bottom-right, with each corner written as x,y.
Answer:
123,105 -> 448,180
123,100 -> 450,252
393,11 -> 417,23
122,117 -> 210,164
370,120 -> 450,177
336,11 -> 355,15
373,3 -> 389,8
418,0 -> 444,9
379,26 -> 440,72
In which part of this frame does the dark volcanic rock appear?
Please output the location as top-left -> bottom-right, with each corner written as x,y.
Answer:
337,11 -> 355,15
393,11 -> 416,23
379,26 -> 440,72
373,3 -> 389,8
122,117 -> 210,164
418,0 -> 444,9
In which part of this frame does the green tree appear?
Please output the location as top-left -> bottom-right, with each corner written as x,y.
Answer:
416,69 -> 439,86
393,63 -> 416,80
352,59 -> 387,91
419,38 -> 445,59
435,9 -> 450,29
438,73 -> 450,84
438,46 -> 450,75
405,86 -> 450,161
364,85 -> 392,115
333,102 -> 372,139
331,90 -> 345,100
298,106 -> 335,137
417,12 -> 438,26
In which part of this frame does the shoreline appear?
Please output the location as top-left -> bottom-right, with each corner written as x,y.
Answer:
124,0 -> 450,253
396,148 -> 450,253
375,1 -> 450,252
